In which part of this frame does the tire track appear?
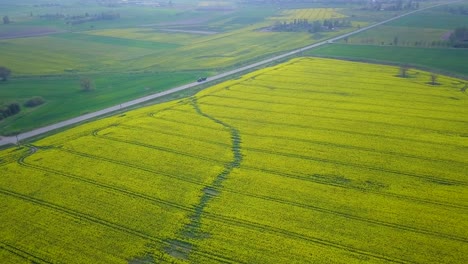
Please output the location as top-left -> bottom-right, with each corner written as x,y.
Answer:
203,95 -> 465,135
201,213 -> 413,264
118,124 -> 229,147
242,164 -> 468,210
19,146 -> 467,243
165,108 -> 464,148
247,147 -> 467,186
249,80 -> 464,114
0,187 -> 240,264
125,117 -> 467,167
17,146 -> 467,262
221,189 -> 468,243
146,111 -> 468,186
167,97 -> 243,259
53,147 -> 209,187
18,149 -> 191,212
7,164 -> 464,264
0,242 -> 53,264
214,85 -> 468,124
143,116 -> 467,209
258,72 -> 466,105
92,127 -> 227,164
66,127 -> 468,209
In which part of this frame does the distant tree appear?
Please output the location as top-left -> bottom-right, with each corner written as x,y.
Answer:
430,74 -> 438,85
449,27 -> 468,47
3,15 -> 10,24
399,65 -> 409,78
461,83 -> 468,92
0,102 -> 21,120
311,21 -> 321,32
80,78 -> 94,91
24,96 -> 45,107
8,103 -> 20,115
0,66 -> 11,81
396,0 -> 403,10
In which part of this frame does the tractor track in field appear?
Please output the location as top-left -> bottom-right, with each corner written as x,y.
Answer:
166,107 -> 467,149
0,242 -> 53,264
13,143 -> 467,264
203,95 -> 467,136
48,147 -> 207,187
1,185 -> 412,264
117,122 -> 468,172
79,124 -> 420,263
259,72 -> 467,104
201,213 -> 413,264
17,147 -> 191,212
141,115 -> 467,166
0,186 -> 241,264
146,111 -> 468,187
88,122 -> 468,210
211,86 -> 468,124
27,137 -> 467,242
92,128 -> 227,164
166,97 -> 243,259
95,118 -> 468,210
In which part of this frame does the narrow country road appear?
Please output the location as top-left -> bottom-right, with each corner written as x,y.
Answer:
0,2 -> 455,147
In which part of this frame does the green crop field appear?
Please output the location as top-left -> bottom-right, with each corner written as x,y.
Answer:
1,58 -> 467,263
342,3 -> 468,48
306,44 -> 468,77
310,2 -> 468,80
0,71 -> 208,135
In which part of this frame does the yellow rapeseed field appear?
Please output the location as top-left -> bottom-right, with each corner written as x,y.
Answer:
1,58 -> 467,263
270,8 -> 346,22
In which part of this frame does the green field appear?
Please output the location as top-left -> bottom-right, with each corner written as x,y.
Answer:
342,3 -> 468,48
0,58 -> 467,263
0,71 -> 209,135
307,44 -> 468,77
307,2 -> 468,79
387,5 -> 468,29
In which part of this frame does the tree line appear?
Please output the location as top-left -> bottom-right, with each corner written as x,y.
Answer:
449,27 -> 468,48
0,103 -> 20,121
38,12 -> 120,25
366,0 -> 420,11
271,19 -> 352,33
445,6 -> 468,15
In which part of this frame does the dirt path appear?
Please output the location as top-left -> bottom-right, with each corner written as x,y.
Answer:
0,2 -> 453,147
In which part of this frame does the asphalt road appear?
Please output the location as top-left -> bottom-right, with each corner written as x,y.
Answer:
0,2 -> 453,147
